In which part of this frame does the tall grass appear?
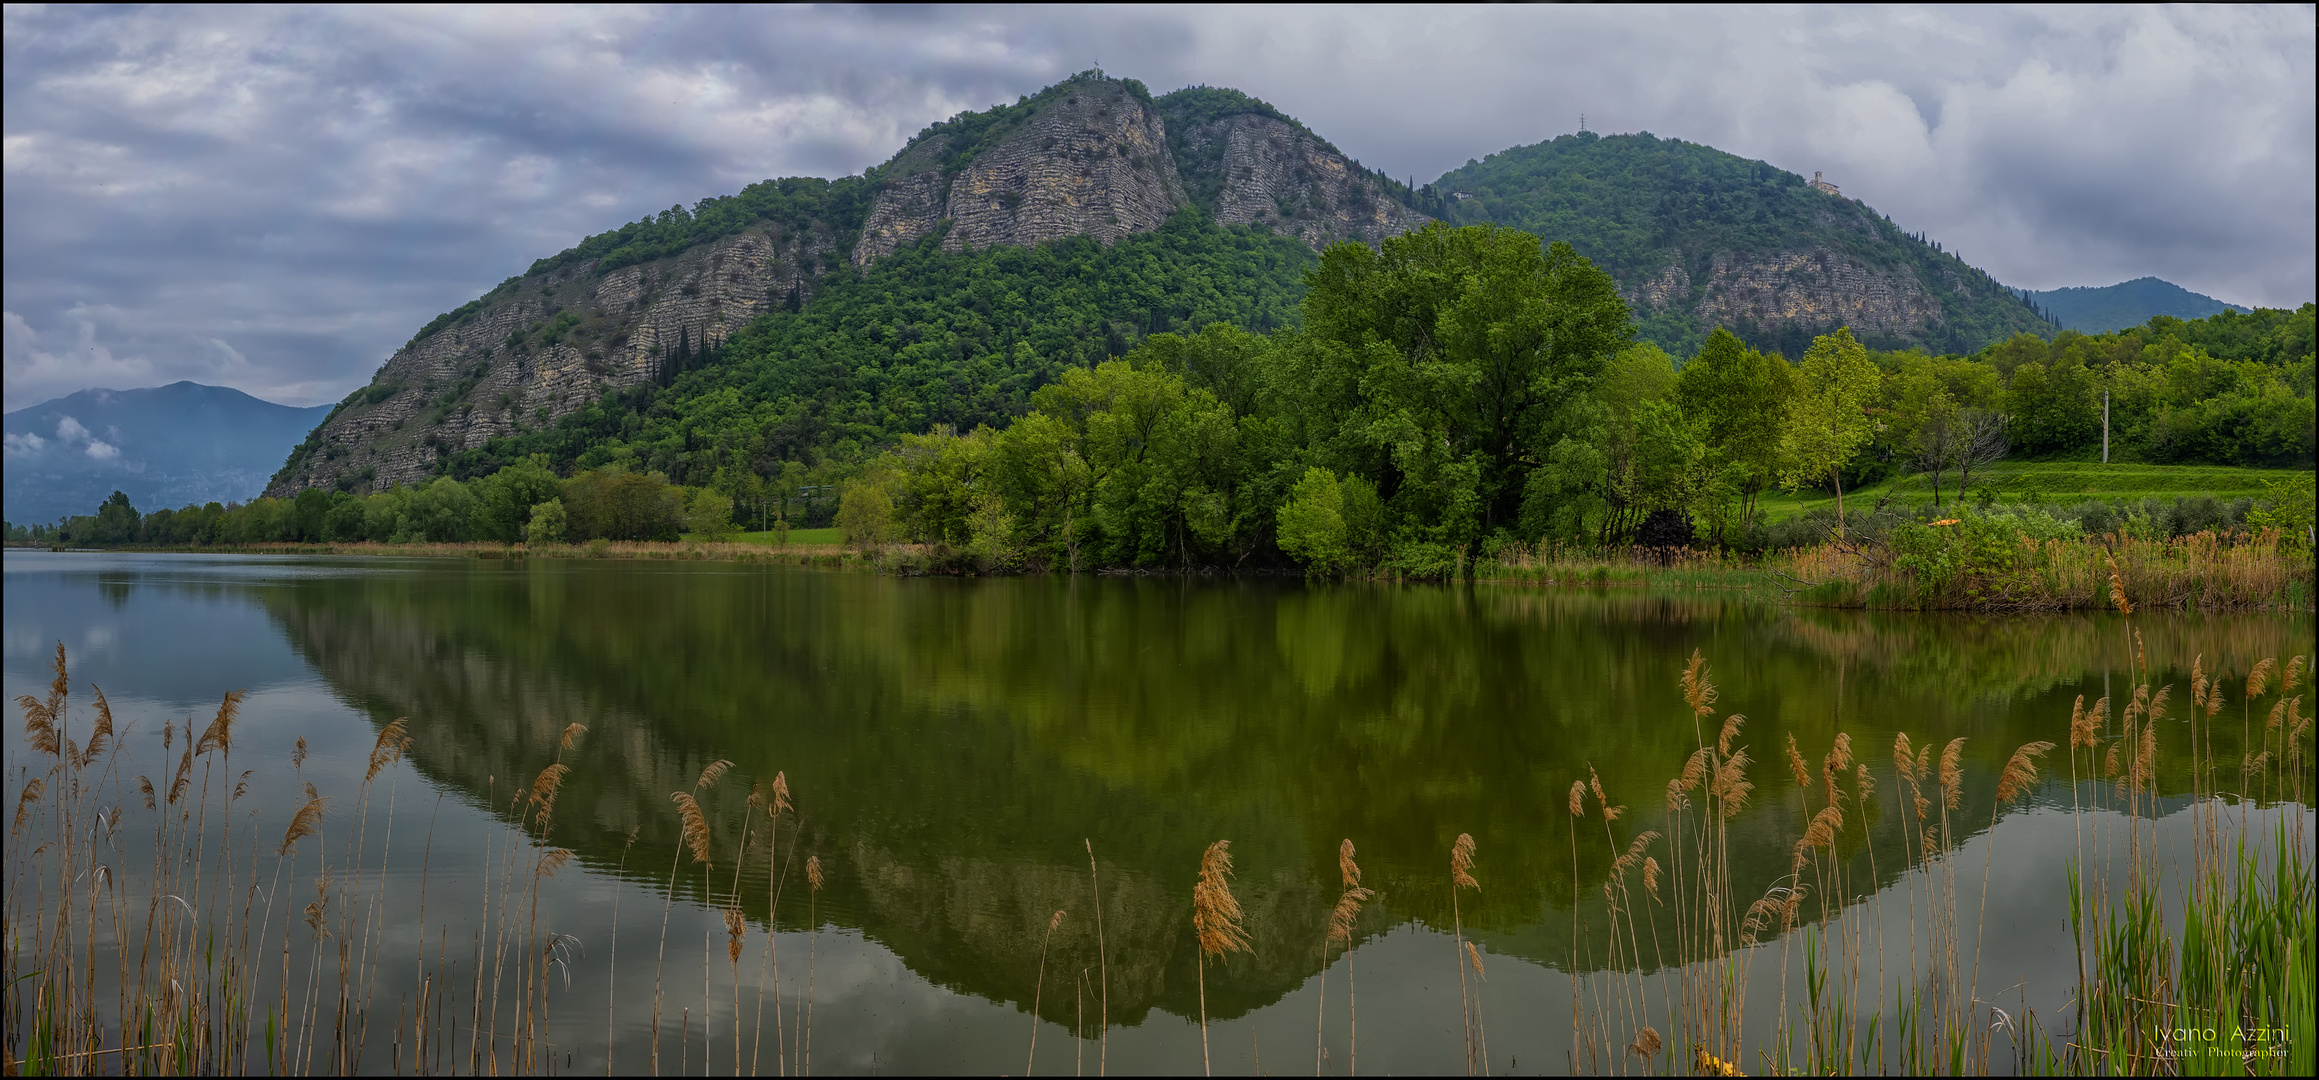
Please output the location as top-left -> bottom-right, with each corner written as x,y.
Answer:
6,617 -> 2309,1075
1790,526 -> 2310,612
1477,527 -> 2310,612
2,646 -> 824,1076
1190,839 -> 1248,1076
1562,624 -> 2310,1074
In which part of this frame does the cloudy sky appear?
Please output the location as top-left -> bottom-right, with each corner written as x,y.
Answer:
4,5 -> 2312,411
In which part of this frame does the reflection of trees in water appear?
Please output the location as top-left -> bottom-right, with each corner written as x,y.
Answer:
254,564 -> 2307,1021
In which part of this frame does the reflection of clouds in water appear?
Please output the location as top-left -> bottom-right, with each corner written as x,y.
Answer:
4,553 -> 321,707
3,625 -> 52,659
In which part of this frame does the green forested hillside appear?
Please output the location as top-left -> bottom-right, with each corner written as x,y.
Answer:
1422,132 -> 2056,357
437,211 -> 1316,485
24,230 -> 2310,567
172,74 -> 2304,569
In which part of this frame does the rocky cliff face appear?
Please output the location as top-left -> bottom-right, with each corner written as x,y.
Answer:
1171,112 -> 1429,248
267,221 -> 844,496
275,74 -> 1430,497
1628,247 -> 1944,341
853,79 -> 1188,265
1431,131 -> 2055,355
264,76 -> 1443,497
852,77 -> 1428,268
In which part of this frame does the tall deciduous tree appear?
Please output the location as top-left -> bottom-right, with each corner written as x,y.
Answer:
1299,222 -> 1631,555
1779,328 -> 1881,535
1676,327 -> 1792,528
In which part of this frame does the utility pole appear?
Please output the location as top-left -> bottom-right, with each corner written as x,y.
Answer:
2102,389 -> 2110,464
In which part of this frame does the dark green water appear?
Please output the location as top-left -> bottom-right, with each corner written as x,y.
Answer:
3,551 -> 2308,1074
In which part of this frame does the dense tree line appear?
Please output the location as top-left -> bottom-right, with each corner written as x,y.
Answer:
13,228 -> 2309,571
6,459 -> 780,549
834,225 -> 2311,574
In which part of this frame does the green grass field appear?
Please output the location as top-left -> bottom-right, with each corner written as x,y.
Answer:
1756,460 -> 2312,522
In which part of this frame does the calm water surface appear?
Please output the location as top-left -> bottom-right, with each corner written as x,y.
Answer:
3,551 -> 2308,1074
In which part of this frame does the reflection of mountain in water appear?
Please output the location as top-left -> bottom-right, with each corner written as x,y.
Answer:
254,561 -> 2305,1021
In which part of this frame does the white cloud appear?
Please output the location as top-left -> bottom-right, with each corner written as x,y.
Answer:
55,415 -> 89,442
3,308 -> 159,411
83,439 -> 118,460
3,431 -> 46,454
2,5 -> 2310,413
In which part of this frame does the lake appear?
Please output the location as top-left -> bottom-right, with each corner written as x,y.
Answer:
3,550 -> 2309,1074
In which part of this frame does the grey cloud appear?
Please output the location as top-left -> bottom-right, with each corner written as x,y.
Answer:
4,5 -> 2310,412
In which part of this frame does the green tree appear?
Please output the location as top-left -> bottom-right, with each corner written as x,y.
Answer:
1676,327 -> 1792,527
323,494 -> 368,542
2246,474 -> 2314,550
1779,328 -> 1882,534
92,490 -> 139,545
684,488 -> 736,538
1276,467 -> 1349,573
1029,358 -> 1243,567
290,487 -> 332,542
405,478 -> 479,542
525,498 -> 567,545
1299,222 -> 1631,556
837,477 -> 897,552
476,455 -> 564,542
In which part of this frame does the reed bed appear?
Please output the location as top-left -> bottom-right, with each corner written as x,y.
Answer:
1476,544 -> 1775,594
6,594 -> 2311,1074
1789,527 -> 2311,612
1479,529 -> 2309,612
2,645 -> 827,1076
1523,593 -> 2312,1075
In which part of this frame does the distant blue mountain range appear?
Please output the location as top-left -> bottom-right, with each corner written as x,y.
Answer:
2026,277 -> 2250,334
3,382 -> 331,528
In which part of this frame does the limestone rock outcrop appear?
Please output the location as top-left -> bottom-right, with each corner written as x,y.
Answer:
1625,248 -> 1944,342
1173,112 -> 1430,249
259,76 -> 1451,497
853,79 -> 1188,266
266,223 -> 843,495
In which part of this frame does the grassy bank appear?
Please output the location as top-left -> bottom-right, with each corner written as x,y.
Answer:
1755,461 -> 2310,522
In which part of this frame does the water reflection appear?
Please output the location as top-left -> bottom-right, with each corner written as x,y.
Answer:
2,552 -> 2306,1073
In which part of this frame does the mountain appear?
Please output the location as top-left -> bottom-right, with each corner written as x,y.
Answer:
1423,132 -> 2058,358
265,72 -> 2058,498
4,382 -> 333,526
2026,276 -> 2250,334
265,72 -> 1418,497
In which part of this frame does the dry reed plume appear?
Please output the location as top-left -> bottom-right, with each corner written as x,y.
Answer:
1316,838 -> 1373,1076
1191,839 -> 1248,1076
1449,832 -> 1483,1074
8,611 -> 2308,1078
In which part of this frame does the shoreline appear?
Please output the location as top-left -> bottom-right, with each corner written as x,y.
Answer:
8,535 -> 2308,613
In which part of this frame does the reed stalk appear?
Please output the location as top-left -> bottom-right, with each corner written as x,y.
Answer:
1448,832 -> 1480,1074
1028,909 -> 1064,1075
803,854 -> 823,1076
1316,839 -> 1372,1077
1191,839 -> 1249,1076
1084,838 -> 1108,1076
